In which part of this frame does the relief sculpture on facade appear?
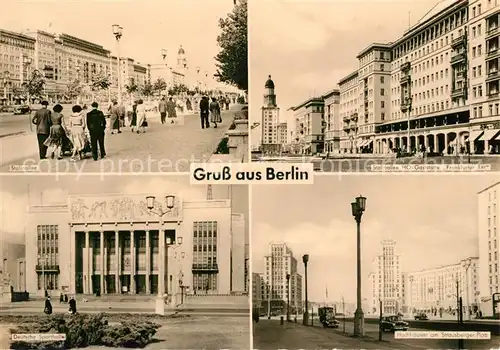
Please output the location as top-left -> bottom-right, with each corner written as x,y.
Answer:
69,195 -> 181,222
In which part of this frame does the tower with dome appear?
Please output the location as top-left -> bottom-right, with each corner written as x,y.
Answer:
261,75 -> 284,153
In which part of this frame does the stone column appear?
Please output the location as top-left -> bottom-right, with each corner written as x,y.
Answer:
84,231 -> 90,294
146,230 -> 151,294
115,231 -> 120,294
130,231 -> 136,294
158,229 -> 165,296
100,231 -> 105,294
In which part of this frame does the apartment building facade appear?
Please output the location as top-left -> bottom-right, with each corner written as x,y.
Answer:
294,0 -> 500,155
478,181 -> 500,316
292,97 -> 325,154
407,257 -> 480,316
323,89 -> 340,153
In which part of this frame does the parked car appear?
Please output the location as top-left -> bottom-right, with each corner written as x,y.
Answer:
318,307 -> 340,328
380,315 -> 409,332
13,105 -> 31,115
414,313 -> 429,320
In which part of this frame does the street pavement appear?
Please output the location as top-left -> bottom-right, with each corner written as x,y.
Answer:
1,111 -> 234,173
253,319 -> 498,349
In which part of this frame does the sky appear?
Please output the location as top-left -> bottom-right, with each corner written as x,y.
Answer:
0,175 -> 248,244
249,0 -> 455,145
251,174 -> 499,304
1,0 -> 234,77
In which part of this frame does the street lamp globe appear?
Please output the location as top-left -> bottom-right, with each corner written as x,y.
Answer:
161,49 -> 167,59
165,195 -> 175,209
166,237 -> 172,245
351,202 -> 358,216
356,195 -> 367,212
146,196 -> 155,210
302,254 -> 309,264
112,24 -> 122,36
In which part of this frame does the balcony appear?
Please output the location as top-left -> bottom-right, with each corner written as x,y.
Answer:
364,96 -> 368,103
451,53 -> 466,66
487,91 -> 500,100
400,62 -> 411,72
400,104 -> 411,113
351,113 -> 358,122
455,70 -> 467,82
486,48 -> 500,61
400,74 -> 411,85
343,123 -> 350,131
486,26 -> 499,40
486,70 -> 500,82
350,122 -> 358,130
451,34 -> 466,48
35,265 -> 60,272
451,86 -> 467,99
192,264 -> 219,273
343,115 -> 350,122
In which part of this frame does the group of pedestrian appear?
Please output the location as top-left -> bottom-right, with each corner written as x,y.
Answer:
32,101 -> 107,162
158,96 -> 178,124
44,295 -> 77,315
199,96 -> 222,129
109,99 -> 148,134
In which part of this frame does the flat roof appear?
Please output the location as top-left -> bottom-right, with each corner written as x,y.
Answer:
338,71 -> 359,86
478,181 -> 500,194
322,89 -> 340,99
356,43 -> 392,59
291,97 -> 324,111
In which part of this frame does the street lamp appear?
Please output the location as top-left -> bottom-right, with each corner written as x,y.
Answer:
302,254 -> 309,325
2,71 -> 10,106
351,195 -> 367,337
286,273 -> 291,322
145,194 -> 177,315
112,24 -> 123,103
461,258 -> 472,320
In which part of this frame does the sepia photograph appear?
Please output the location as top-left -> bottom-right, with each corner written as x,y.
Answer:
0,0 -> 248,174
0,175 -> 250,349
252,175 -> 500,349
249,0 -> 500,172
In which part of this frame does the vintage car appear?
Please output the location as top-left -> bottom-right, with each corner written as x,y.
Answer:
13,105 -> 31,115
318,307 -> 340,328
414,313 -> 429,320
380,315 -> 409,332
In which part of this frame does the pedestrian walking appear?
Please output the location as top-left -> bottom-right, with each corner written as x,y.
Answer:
32,100 -> 52,159
109,101 -> 122,134
199,96 -> 210,129
68,105 -> 87,161
130,100 -> 138,132
209,97 -> 221,128
86,102 -> 107,161
68,297 -> 77,315
158,97 -> 167,124
136,99 -> 147,134
44,296 -> 52,315
44,104 -> 66,160
166,97 -> 177,123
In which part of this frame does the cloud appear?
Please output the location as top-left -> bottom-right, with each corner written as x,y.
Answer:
0,191 -> 28,240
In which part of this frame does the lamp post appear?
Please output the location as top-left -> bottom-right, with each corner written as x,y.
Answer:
406,97 -> 413,153
145,194 -> 177,315
461,258 -> 472,320
286,273 -> 291,322
351,195 -> 367,337
302,254 -> 309,325
267,284 -> 271,319
112,24 -> 123,104
2,71 -> 10,106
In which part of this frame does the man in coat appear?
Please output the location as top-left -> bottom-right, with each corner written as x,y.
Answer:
199,96 -> 210,129
86,102 -> 107,161
166,97 -> 177,124
158,97 -> 167,124
32,100 -> 52,159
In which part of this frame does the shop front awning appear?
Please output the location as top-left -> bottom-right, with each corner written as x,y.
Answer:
467,130 -> 484,142
477,129 -> 500,141
358,140 -> 368,147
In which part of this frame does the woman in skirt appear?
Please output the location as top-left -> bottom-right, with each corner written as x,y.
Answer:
44,104 -> 66,159
68,105 -> 87,161
136,99 -> 147,134
209,97 -> 222,128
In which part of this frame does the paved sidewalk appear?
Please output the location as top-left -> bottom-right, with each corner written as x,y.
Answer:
1,111 -> 235,173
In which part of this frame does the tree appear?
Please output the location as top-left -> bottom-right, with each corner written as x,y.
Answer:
66,79 -> 83,102
141,81 -> 154,99
168,84 -> 189,96
24,69 -> 46,101
214,0 -> 247,92
90,73 -> 111,101
152,78 -> 167,95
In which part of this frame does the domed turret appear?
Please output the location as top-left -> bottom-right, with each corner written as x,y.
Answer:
178,45 -> 185,55
265,75 -> 274,89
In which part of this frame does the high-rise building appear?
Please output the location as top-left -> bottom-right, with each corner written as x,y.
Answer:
261,75 -> 280,149
323,89 -> 340,153
478,181 -> 500,316
277,122 -> 288,145
264,242 -> 302,313
367,240 -> 403,315
252,272 -> 264,308
407,257 -> 480,316
291,97 -> 325,154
